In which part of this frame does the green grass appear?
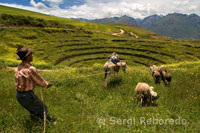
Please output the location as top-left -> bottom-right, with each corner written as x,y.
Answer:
0,62 -> 199,132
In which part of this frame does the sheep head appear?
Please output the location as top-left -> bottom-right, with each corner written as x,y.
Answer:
150,65 -> 154,71
149,86 -> 158,98
150,65 -> 159,72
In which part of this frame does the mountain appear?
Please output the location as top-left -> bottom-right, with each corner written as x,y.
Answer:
140,13 -> 200,40
83,13 -> 200,40
85,15 -> 138,26
138,14 -> 163,29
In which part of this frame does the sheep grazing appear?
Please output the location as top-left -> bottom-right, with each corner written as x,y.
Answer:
159,65 -> 172,85
150,65 -> 172,85
152,69 -> 161,84
135,82 -> 158,107
160,70 -> 172,86
150,65 -> 161,84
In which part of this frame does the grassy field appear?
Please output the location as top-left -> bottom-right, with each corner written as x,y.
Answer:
0,62 -> 200,132
0,5 -> 200,132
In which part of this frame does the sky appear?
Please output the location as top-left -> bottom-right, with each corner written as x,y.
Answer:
0,0 -> 199,19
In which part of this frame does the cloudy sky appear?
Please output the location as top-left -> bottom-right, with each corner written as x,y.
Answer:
0,0 -> 199,19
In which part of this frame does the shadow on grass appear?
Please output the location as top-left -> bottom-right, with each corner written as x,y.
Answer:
23,119 -> 43,133
136,96 -> 160,107
107,78 -> 122,88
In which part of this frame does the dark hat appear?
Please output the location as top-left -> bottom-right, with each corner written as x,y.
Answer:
16,46 -> 33,60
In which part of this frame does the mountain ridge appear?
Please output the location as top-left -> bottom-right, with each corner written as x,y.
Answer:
78,13 -> 200,40
77,15 -> 138,26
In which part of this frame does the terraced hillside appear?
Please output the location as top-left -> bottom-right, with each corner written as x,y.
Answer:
0,27 -> 200,68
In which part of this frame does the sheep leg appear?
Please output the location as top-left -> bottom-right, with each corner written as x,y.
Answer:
164,79 -> 167,86
154,78 -> 157,84
158,78 -> 161,84
140,98 -> 143,107
143,97 -> 148,106
161,72 -> 167,86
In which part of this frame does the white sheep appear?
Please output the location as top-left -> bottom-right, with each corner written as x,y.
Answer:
135,82 -> 158,107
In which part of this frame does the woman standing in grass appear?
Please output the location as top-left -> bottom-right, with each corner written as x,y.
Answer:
15,46 -> 56,125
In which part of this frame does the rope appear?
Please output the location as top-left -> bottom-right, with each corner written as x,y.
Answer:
39,68 -> 122,132
40,88 -> 46,133
39,71 -> 109,132
49,71 -> 109,82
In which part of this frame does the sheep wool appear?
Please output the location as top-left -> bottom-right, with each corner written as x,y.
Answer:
135,82 -> 158,106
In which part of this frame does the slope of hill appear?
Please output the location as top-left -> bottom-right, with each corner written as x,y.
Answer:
0,5 -> 124,33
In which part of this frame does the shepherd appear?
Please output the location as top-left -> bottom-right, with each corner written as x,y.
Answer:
109,52 -> 120,64
15,46 -> 56,125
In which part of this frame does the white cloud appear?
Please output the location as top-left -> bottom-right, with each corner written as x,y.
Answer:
55,0 -> 200,19
58,1 -> 157,19
188,5 -> 197,11
42,0 -> 63,3
30,0 -> 49,10
0,2 -> 50,15
0,0 -> 200,19
173,0 -> 189,5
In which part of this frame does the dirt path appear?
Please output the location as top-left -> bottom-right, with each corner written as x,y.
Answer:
112,29 -> 125,36
112,29 -> 139,38
92,28 -> 139,38
129,32 -> 139,38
